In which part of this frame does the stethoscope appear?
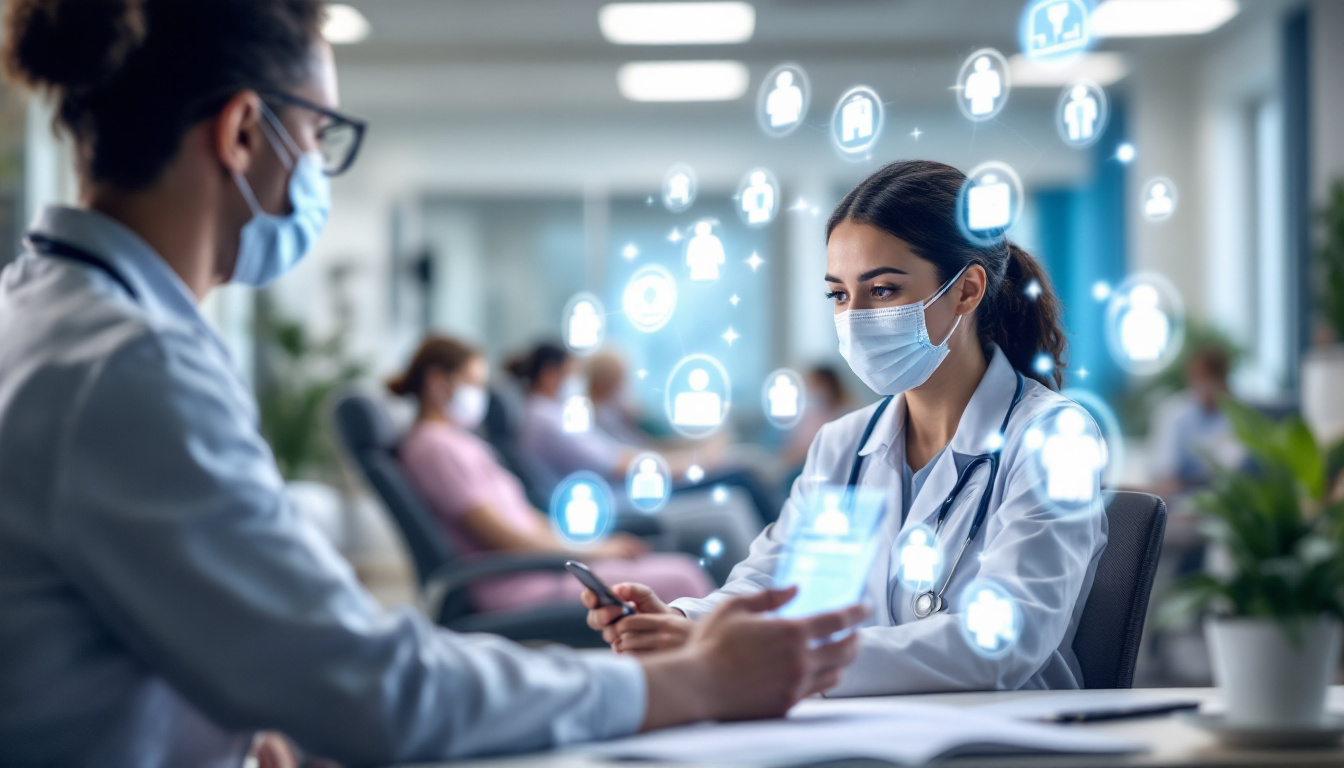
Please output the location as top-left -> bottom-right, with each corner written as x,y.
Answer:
25,233 -> 140,302
845,369 -> 1025,620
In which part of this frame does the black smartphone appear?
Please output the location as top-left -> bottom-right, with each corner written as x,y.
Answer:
565,560 -> 635,620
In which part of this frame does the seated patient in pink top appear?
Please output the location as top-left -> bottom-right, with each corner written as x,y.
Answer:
390,336 -> 712,613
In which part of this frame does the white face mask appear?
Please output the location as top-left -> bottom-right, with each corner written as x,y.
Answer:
834,266 -> 966,396
447,384 -> 489,430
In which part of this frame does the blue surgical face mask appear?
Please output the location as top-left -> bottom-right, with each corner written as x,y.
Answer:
834,266 -> 967,396
230,103 -> 331,287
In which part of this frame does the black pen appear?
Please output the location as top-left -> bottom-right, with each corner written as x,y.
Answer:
1042,701 -> 1201,724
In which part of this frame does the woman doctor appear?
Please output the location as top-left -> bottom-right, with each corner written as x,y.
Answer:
586,160 -> 1109,695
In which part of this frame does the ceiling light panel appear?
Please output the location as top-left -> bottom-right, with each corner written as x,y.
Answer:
617,61 -> 750,102
600,2 -> 756,45
1092,0 -> 1239,37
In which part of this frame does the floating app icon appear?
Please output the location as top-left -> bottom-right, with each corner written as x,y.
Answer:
1057,80 -> 1108,147
563,293 -> 604,355
1039,408 -> 1105,504
758,63 -> 810,137
665,354 -> 731,438
960,580 -> 1021,658
1142,177 -> 1178,222
957,49 -> 1010,122
550,472 -> 615,545
762,368 -> 805,429
895,524 -> 941,588
831,86 -> 884,157
737,168 -> 779,227
958,161 -> 1023,246
1104,273 -> 1186,375
662,163 -> 697,213
1021,0 -> 1090,61
562,395 -> 593,434
686,221 -> 725,282
626,452 -> 671,513
622,265 -> 677,332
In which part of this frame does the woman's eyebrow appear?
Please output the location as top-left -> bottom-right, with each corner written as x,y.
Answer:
858,266 -> 907,281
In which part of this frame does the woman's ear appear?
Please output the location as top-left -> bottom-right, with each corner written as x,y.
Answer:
212,90 -> 265,177
954,264 -> 988,315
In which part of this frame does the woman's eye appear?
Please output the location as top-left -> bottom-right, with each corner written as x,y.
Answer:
871,284 -> 900,300
824,290 -> 848,305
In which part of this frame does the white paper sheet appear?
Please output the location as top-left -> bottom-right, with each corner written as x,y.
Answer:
584,700 -> 1141,766
968,690 -> 1205,721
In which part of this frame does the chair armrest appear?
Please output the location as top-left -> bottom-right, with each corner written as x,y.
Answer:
423,552 -> 575,623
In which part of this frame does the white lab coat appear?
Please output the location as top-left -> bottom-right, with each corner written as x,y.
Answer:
672,347 -> 1108,696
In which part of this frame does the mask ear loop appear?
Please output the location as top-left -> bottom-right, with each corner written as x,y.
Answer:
924,265 -> 969,346
258,102 -> 301,171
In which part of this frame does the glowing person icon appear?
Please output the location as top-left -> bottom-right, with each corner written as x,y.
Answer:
813,493 -> 850,536
564,483 -> 600,537
964,56 -> 1002,116
900,529 -> 938,584
966,589 -> 1016,651
1145,182 -> 1175,219
968,173 -> 1012,231
1063,84 -> 1098,142
1040,409 -> 1104,504
767,374 -> 799,418
667,173 -> 691,207
741,171 -> 776,225
673,368 -> 723,427
686,222 -> 725,281
630,458 -> 666,501
1119,284 -> 1170,362
562,396 -> 592,434
766,70 -> 803,127
841,95 -> 874,142
568,301 -> 601,349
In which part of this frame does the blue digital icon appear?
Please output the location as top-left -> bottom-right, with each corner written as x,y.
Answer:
831,85 -> 884,158
562,292 -> 604,355
762,368 -> 805,429
895,524 -> 941,589
957,48 -> 1010,122
622,264 -> 677,332
663,163 -> 696,212
1142,176 -> 1178,222
958,579 -> 1021,659
664,354 -> 731,439
550,472 -> 616,545
957,161 -> 1023,246
1020,0 -> 1090,62
1057,80 -> 1108,148
737,168 -> 779,228
1104,273 -> 1186,376
626,452 -> 671,513
758,63 -> 810,137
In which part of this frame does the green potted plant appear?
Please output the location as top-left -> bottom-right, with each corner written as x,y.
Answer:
1303,180 -> 1344,445
1163,400 -> 1344,727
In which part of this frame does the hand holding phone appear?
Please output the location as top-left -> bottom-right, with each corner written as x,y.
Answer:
566,560 -> 635,622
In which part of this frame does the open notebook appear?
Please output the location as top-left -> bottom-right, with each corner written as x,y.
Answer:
582,699 -> 1142,766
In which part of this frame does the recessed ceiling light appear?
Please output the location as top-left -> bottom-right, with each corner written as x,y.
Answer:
1008,52 -> 1130,87
1092,0 -> 1239,37
323,4 -> 371,45
600,2 -> 755,45
617,60 -> 749,102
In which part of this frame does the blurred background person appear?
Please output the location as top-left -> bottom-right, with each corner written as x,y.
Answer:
1147,344 -> 1245,508
781,364 -> 855,473
388,335 -> 712,612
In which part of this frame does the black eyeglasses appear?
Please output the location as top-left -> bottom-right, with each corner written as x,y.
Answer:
261,91 -> 368,177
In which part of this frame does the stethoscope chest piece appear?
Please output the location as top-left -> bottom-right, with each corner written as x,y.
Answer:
912,590 -> 944,618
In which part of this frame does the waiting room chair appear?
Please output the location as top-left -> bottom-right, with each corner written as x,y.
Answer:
1073,491 -> 1167,688
333,390 -> 604,648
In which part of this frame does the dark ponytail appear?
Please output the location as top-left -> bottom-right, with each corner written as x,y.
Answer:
2,0 -> 324,190
826,160 -> 1067,389
506,342 -> 570,390
387,336 -> 479,400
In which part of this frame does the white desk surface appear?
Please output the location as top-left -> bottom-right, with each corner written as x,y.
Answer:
403,687 -> 1344,768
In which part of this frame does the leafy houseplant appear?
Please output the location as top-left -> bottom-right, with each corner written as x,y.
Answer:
255,301 -> 365,484
1163,400 -> 1344,727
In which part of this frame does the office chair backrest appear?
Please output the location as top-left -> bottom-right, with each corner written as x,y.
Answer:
332,391 -> 456,586
1073,491 -> 1166,689
481,381 -> 560,508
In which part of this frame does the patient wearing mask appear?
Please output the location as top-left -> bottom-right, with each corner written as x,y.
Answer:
390,336 -> 711,612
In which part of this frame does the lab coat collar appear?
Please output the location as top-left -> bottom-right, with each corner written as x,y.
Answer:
855,344 -> 1018,460
28,205 -> 207,331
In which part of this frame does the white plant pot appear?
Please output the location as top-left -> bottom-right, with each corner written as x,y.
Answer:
1206,616 -> 1342,728
1302,345 -> 1344,447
